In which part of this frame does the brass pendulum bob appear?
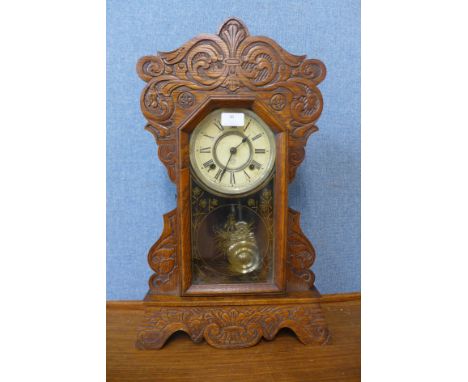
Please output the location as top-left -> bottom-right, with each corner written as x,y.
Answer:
226,220 -> 260,274
215,204 -> 260,275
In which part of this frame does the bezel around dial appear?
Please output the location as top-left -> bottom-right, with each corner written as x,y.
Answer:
189,108 -> 276,197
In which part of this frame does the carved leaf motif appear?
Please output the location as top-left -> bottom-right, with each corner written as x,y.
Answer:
144,124 -> 177,183
136,303 -> 330,350
220,18 -> 247,55
287,208 -> 316,289
299,59 -> 327,84
147,209 -> 177,290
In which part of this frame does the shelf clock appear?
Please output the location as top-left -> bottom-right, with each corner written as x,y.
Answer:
135,18 -> 330,349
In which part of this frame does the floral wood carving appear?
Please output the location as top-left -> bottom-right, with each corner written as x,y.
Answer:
137,17 -> 326,182
136,303 -> 330,350
287,208 -> 316,290
147,209 -> 178,293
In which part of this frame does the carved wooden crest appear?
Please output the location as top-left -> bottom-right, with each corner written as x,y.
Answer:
137,17 -> 326,182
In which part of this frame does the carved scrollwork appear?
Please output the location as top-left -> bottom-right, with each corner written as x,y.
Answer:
143,85 -> 174,120
147,209 -> 178,291
136,303 -> 330,350
290,82 -> 322,125
299,59 -> 327,84
287,208 -> 316,289
137,18 -> 325,182
144,123 -> 177,182
138,55 -> 165,81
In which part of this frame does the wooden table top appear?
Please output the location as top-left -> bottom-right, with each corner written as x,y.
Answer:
107,292 -> 360,382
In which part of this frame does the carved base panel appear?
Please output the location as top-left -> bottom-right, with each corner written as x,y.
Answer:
136,299 -> 330,350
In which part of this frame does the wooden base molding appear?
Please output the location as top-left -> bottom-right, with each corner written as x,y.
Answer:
108,293 -> 360,382
136,291 -> 330,350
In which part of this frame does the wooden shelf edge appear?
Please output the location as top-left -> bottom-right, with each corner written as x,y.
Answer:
319,291 -> 361,303
106,291 -> 360,310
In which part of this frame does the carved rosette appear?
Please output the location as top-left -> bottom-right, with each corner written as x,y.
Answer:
287,208 -> 316,289
147,209 -> 178,292
137,17 -> 326,183
136,303 -> 330,350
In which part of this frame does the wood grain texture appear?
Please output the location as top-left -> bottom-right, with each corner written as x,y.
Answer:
147,209 -> 178,294
136,17 -> 329,349
107,293 -> 360,382
139,18 -> 326,297
140,290 -> 329,349
136,304 -> 329,350
287,208 -> 316,291
177,98 -> 289,296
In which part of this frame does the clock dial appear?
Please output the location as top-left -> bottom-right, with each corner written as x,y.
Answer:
190,109 -> 276,196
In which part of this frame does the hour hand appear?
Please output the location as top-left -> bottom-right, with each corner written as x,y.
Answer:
235,136 -> 248,149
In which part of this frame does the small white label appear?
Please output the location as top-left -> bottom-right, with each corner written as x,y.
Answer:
221,112 -> 245,127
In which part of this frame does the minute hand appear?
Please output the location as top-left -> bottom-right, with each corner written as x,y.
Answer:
219,151 -> 234,181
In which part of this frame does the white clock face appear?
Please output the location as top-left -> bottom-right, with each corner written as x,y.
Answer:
190,108 -> 276,196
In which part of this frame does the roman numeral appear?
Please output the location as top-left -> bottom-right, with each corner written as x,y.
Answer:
199,147 -> 211,153
230,172 -> 236,185
202,133 -> 214,139
243,120 -> 251,131
214,169 -> 223,180
251,133 -> 262,141
214,120 -> 224,131
243,170 -> 251,180
203,159 -> 214,168
251,160 -> 262,169
255,148 -> 266,154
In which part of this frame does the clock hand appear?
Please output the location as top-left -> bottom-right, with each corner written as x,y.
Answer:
219,151 -> 233,181
219,136 -> 247,181
235,136 -> 248,148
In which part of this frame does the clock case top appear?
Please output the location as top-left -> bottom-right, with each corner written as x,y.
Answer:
137,18 -> 326,298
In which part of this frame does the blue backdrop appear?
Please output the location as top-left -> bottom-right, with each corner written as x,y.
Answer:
107,0 -> 360,299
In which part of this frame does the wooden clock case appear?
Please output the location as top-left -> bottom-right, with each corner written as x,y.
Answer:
135,18 -> 330,349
